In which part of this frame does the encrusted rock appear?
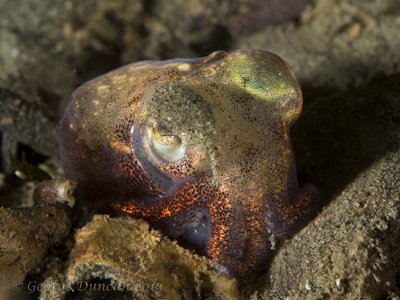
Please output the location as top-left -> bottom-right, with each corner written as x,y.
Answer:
40,215 -> 238,300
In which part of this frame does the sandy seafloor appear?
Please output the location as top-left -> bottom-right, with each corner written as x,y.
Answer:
0,0 -> 400,299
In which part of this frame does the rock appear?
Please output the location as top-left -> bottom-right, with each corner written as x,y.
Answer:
40,215 -> 239,300
227,0 -> 311,35
0,206 -> 70,290
0,89 -> 59,157
257,149 -> 400,299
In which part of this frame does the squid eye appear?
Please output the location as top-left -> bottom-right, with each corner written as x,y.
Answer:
145,122 -> 187,162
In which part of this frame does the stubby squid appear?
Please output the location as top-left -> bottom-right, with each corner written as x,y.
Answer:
59,50 -> 318,278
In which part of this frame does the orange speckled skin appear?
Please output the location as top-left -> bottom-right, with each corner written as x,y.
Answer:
59,50 -> 318,278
